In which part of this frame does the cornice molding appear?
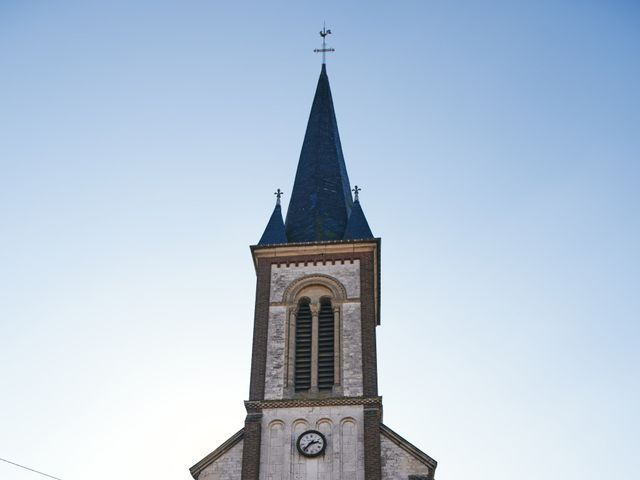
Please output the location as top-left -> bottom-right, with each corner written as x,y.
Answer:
245,396 -> 382,412
251,239 -> 379,262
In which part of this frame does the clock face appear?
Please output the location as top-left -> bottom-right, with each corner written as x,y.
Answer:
296,430 -> 327,457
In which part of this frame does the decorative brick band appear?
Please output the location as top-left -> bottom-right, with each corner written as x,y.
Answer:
244,395 -> 382,411
273,258 -> 357,268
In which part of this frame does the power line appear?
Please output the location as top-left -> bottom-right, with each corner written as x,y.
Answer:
0,457 -> 65,480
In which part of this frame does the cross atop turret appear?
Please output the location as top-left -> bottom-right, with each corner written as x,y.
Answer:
352,185 -> 362,202
274,188 -> 284,205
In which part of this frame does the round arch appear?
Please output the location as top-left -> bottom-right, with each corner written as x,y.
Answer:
283,274 -> 348,303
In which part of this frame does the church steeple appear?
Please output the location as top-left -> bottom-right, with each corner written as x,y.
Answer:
284,64 -> 355,243
192,36 -> 438,480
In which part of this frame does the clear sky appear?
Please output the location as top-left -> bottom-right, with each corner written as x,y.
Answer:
1,1 -> 638,479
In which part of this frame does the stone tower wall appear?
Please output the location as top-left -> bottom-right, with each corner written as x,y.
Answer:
263,260 -> 363,400
259,405 -> 365,480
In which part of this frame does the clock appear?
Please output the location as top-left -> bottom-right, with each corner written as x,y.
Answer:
296,430 -> 327,457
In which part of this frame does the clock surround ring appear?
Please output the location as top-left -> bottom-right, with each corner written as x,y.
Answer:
296,429 -> 327,457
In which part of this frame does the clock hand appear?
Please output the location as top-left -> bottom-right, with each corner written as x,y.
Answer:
304,440 -> 318,451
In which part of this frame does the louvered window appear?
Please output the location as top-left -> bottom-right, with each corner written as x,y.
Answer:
294,300 -> 312,391
317,299 -> 335,390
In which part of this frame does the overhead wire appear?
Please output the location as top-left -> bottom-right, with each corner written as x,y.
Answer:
0,457 -> 65,480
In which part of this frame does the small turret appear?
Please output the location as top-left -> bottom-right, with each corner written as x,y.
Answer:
343,185 -> 374,240
258,189 -> 287,245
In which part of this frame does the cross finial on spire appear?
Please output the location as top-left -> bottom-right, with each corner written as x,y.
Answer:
352,185 -> 361,201
274,188 -> 284,205
313,23 -> 335,64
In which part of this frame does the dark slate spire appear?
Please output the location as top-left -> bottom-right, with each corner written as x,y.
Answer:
284,65 -> 353,242
258,192 -> 288,245
343,198 -> 374,240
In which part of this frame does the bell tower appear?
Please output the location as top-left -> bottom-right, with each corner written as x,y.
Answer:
190,34 -> 437,480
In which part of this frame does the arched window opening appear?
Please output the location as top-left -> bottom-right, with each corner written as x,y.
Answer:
287,279 -> 343,395
295,299 -> 312,391
317,298 -> 335,389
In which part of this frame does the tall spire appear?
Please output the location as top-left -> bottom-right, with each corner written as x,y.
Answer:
255,30 -> 374,245
284,65 -> 354,242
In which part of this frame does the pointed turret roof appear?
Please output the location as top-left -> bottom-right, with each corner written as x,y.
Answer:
343,198 -> 374,240
284,65 -> 354,243
258,201 -> 287,245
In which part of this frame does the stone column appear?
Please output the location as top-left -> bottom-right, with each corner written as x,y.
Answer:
286,308 -> 297,389
310,302 -> 320,393
334,304 -> 341,387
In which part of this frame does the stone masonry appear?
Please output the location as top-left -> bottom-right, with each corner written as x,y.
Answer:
197,440 -> 243,480
380,435 -> 433,480
260,405 -> 365,480
264,261 -> 363,400
270,261 -> 361,303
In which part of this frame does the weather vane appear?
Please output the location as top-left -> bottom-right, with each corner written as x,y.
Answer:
314,23 -> 335,64
274,188 -> 284,205
352,185 -> 361,201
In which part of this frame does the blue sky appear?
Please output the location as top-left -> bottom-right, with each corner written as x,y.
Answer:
1,1 -> 638,479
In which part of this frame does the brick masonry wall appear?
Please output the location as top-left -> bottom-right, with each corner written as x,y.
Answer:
241,413 -> 262,480
359,254 -> 378,397
197,440 -> 243,480
361,253 -> 382,480
363,406 -> 382,480
248,260 -> 272,401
